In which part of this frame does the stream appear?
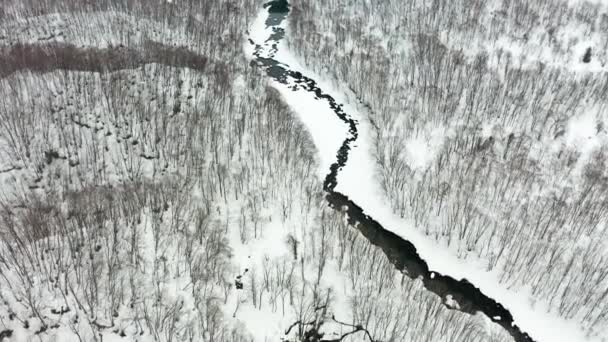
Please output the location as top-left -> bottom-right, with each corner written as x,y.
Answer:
249,1 -> 536,342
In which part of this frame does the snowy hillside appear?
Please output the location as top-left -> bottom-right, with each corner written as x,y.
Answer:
1,0 -> 607,342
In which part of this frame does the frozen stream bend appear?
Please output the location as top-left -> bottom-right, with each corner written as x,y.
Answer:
247,1 -> 536,342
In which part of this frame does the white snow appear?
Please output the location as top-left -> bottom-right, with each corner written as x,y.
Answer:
566,110 -> 600,151
564,108 -> 607,177
403,126 -> 446,171
404,137 -> 431,170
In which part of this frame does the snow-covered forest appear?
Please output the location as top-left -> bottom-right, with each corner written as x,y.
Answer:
1,0 -> 606,341
287,0 -> 608,341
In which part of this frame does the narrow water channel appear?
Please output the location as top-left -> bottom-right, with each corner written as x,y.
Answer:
249,1 -> 536,341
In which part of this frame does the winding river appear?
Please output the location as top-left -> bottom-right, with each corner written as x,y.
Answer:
250,1 -> 536,342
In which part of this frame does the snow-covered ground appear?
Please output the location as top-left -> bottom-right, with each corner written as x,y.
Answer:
247,7 -> 608,342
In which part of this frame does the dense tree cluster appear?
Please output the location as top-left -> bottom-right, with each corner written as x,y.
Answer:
288,0 -> 608,338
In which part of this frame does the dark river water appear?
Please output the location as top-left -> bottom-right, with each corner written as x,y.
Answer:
251,1 -> 536,342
